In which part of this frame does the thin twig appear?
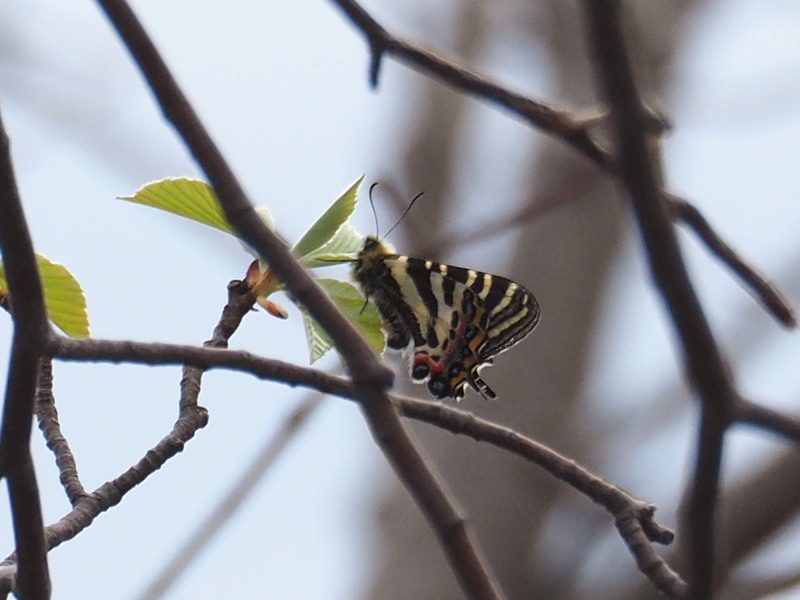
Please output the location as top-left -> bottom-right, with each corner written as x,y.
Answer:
669,196 -> 796,328
329,0 -> 796,329
735,398 -> 800,444
47,334 -> 683,590
582,3 -> 737,599
0,105 -> 51,599
615,508 -> 688,598
399,398 -> 684,596
330,0 -> 610,168
34,358 -> 86,505
0,283 -> 257,592
178,279 -> 256,430
96,2 -> 504,597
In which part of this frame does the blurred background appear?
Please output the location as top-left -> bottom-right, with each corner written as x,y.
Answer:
1,1 -> 799,598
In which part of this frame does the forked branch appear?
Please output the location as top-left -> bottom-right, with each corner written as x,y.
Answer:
96,1 -> 504,597
583,3 -> 736,598
49,334 -> 684,595
0,106 -> 51,599
329,0 -> 795,329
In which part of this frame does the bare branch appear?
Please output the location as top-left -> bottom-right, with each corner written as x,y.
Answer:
94,2 -> 504,595
179,279 -> 255,424
329,0 -> 795,330
735,398 -> 800,444
34,359 -> 86,505
0,279 -> 257,591
330,0 -> 610,168
400,399 -> 684,596
0,105 -> 51,599
614,508 -> 688,598
48,333 -> 683,593
669,196 -> 796,328
582,3 -> 737,598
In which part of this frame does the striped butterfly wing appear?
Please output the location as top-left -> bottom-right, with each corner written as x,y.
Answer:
354,236 -> 540,401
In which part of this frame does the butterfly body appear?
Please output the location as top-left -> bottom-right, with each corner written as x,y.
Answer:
353,235 -> 539,401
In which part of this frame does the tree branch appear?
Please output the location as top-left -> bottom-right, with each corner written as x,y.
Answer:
47,334 -> 684,593
582,3 -> 738,598
0,105 -> 51,599
95,2 -> 503,596
735,398 -> 800,444
329,0 -> 795,330
669,196 -> 796,328
34,359 -> 86,505
330,0 -> 610,167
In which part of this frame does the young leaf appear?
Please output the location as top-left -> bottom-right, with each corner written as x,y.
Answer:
292,175 -> 363,260
300,223 -> 363,268
0,254 -> 89,337
302,312 -> 334,364
303,278 -> 384,363
119,178 -> 233,234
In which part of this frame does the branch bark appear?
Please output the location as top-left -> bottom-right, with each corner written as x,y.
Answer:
582,3 -> 738,598
0,106 -> 51,600
95,1 -> 505,596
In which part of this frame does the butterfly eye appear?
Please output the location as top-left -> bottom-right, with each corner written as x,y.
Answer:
411,362 -> 430,381
427,375 -> 451,399
464,325 -> 479,342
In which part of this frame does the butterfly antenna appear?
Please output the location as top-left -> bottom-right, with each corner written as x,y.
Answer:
384,191 -> 425,239
368,182 -> 381,237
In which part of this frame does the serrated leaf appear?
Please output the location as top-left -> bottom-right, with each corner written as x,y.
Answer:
119,177 -> 233,234
292,175 -> 363,260
0,254 -> 89,337
301,223 -> 363,268
303,312 -> 333,364
303,278 -> 385,363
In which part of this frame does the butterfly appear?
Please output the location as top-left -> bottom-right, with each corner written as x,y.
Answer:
353,235 -> 540,401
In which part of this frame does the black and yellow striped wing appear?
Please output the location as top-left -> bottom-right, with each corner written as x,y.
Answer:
353,236 -> 539,401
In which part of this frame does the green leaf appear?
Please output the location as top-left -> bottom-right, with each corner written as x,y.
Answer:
303,278 -> 384,363
302,312 -> 333,364
0,254 -> 89,337
119,177 -> 233,234
292,175 -> 363,260
300,223 -> 363,268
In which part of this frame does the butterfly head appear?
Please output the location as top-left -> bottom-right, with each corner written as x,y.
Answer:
360,235 -> 393,257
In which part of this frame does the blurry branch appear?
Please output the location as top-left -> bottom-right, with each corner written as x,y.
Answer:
135,393 -> 324,600
48,333 -> 686,593
583,3 -> 736,599
400,401 -> 686,596
329,0 -> 796,329
95,1 -> 504,598
35,359 -> 86,504
669,196 -> 796,328
0,108 -> 51,599
330,0 -> 609,167
736,398 -> 800,444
